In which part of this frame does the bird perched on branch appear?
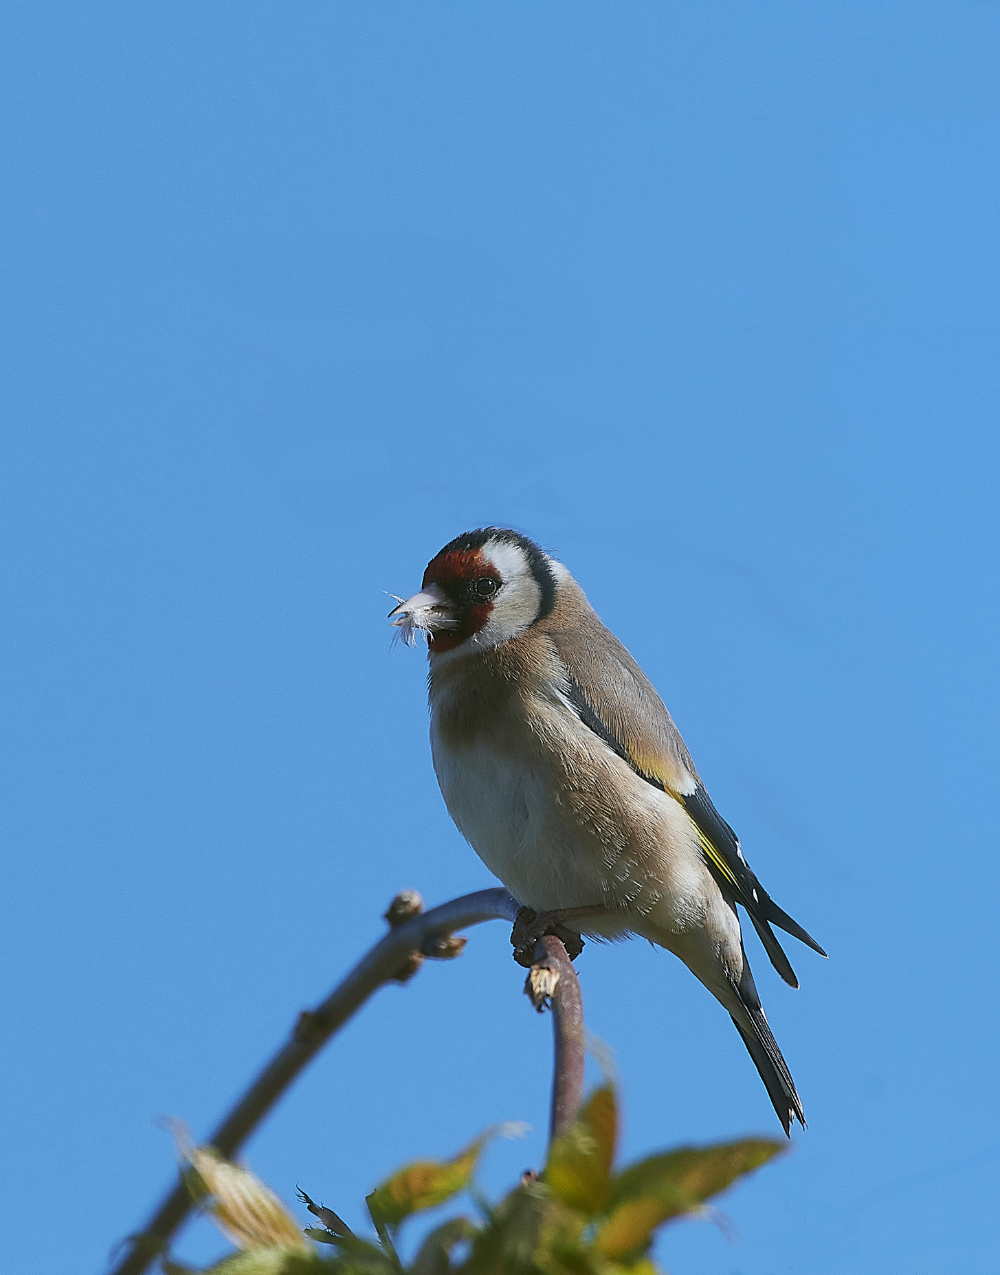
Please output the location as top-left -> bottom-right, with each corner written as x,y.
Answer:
389,527 -> 825,1133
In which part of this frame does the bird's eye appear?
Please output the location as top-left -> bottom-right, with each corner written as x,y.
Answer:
475,577 -> 499,597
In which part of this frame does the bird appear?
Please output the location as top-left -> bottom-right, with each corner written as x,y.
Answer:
388,527 -> 825,1133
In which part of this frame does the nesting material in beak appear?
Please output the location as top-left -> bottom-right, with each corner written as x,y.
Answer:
387,582 -> 456,646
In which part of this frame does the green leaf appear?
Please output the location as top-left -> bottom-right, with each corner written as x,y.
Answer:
366,1133 -> 492,1231
362,1197 -> 402,1267
595,1139 -> 784,1258
304,1228 -> 340,1246
409,1216 -> 477,1275
181,1164 -> 211,1204
303,1230 -> 399,1275
178,1144 -> 309,1252
608,1138 -> 783,1210
199,1247 -> 335,1275
545,1086 -> 618,1215
463,1180 -> 561,1275
610,1260 -> 659,1275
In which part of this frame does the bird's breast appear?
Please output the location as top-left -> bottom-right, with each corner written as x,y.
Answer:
428,665 -> 709,932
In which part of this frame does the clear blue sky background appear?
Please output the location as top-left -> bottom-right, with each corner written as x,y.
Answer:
2,5 -> 998,1273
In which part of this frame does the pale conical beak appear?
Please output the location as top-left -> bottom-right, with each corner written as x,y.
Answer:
388,582 -> 455,644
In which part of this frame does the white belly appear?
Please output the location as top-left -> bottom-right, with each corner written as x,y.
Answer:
429,705 -> 712,941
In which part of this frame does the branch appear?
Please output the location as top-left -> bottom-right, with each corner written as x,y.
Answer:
109,887 -> 519,1275
524,935 -> 586,1144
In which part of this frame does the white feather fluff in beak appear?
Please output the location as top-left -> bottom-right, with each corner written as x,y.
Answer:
387,582 -> 456,646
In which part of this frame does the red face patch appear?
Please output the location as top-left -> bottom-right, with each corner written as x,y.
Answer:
422,549 -> 486,586
422,549 -> 501,653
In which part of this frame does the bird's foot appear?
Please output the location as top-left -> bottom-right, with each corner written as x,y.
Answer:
511,905 -> 603,968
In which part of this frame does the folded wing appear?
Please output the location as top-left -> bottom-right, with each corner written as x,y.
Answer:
548,621 -> 826,987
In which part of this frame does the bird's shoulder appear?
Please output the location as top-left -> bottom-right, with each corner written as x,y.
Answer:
534,575 -> 701,799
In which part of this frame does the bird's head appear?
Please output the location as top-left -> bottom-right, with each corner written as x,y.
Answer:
388,528 -> 560,656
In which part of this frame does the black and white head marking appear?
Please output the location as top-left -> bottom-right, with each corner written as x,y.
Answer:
388,527 -> 561,657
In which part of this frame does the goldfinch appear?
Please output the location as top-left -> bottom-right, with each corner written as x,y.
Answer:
389,528 -> 825,1133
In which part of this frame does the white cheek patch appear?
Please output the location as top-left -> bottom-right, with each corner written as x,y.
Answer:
427,536 -> 556,664
474,540 -> 543,651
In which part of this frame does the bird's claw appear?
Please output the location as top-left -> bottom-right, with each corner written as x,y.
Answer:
511,905 -> 587,968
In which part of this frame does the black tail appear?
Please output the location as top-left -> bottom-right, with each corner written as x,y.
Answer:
758,888 -> 827,958
730,960 -> 805,1136
746,888 -> 827,990
749,914 -> 801,989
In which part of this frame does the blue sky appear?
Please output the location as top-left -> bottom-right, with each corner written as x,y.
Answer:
2,5 -> 998,1273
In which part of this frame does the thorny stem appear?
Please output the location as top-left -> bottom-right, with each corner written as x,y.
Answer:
108,888 -> 519,1275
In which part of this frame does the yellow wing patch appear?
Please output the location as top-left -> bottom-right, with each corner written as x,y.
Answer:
694,829 -> 741,890
625,747 -> 689,799
629,748 -> 743,893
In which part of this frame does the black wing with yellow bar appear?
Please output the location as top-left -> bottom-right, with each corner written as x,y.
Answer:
562,669 -> 826,988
